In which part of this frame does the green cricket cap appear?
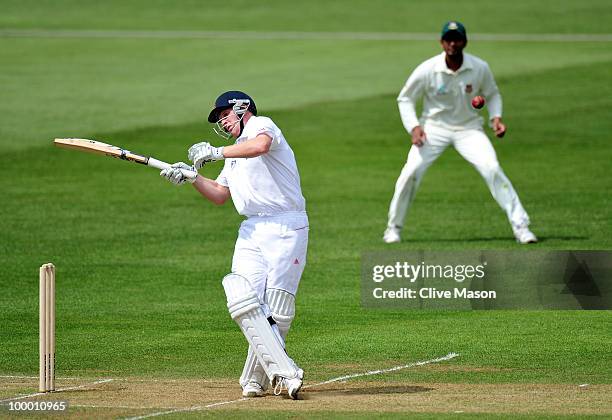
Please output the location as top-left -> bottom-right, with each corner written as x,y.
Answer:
441,21 -> 467,40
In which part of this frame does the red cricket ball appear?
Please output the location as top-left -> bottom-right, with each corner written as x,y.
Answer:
471,95 -> 485,109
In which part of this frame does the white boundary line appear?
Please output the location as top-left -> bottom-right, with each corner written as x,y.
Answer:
123,398 -> 249,420
0,29 -> 611,42
303,351 -> 459,388
123,352 -> 459,420
0,379 -> 114,404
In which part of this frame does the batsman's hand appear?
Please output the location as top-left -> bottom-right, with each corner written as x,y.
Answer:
188,141 -> 224,169
160,162 -> 197,185
411,126 -> 427,147
491,117 -> 506,138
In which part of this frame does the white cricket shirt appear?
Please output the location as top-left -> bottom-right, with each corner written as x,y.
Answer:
216,116 -> 306,217
398,52 -> 502,132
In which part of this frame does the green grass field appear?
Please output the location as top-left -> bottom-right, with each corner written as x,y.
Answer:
1,1 -> 611,418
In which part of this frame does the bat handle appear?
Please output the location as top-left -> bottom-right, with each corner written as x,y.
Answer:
147,157 -> 171,170
148,157 -> 198,179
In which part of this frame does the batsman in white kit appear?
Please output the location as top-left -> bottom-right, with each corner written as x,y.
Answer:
160,91 -> 308,399
384,21 -> 537,244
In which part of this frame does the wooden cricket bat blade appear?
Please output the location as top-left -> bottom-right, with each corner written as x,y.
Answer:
53,138 -> 197,177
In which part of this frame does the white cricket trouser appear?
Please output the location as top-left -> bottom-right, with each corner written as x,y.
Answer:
231,211 -> 309,317
387,124 -> 530,230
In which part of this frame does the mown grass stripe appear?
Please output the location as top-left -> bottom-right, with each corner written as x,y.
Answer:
1,29 -> 612,42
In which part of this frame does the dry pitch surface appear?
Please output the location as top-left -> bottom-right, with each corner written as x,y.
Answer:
1,373 -> 610,418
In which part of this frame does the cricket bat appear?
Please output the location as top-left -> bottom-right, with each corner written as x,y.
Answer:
54,138 -> 197,178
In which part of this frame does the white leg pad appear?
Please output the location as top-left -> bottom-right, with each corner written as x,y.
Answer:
266,288 -> 295,339
223,274 -> 300,383
240,289 -> 296,389
240,346 -> 266,389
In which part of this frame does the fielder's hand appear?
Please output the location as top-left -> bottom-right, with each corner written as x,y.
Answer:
188,141 -> 224,169
160,162 -> 197,185
491,117 -> 506,138
411,126 -> 427,147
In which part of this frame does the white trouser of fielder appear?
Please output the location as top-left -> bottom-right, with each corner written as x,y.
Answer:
231,212 -> 308,387
387,124 -> 530,231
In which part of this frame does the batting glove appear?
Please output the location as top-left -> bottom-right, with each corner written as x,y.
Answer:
160,162 -> 197,185
188,141 -> 224,169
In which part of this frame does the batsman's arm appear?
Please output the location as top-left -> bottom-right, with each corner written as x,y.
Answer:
189,134 -> 273,168
192,176 -> 231,205
223,134 -> 272,158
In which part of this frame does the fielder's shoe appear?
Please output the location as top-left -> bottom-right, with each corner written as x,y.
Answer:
273,368 -> 304,400
383,227 -> 401,243
242,381 -> 265,398
513,225 -> 538,244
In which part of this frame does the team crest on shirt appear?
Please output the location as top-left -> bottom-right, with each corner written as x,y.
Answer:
465,84 -> 473,93
436,84 -> 447,95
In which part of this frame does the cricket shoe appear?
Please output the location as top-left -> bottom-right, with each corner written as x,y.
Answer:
383,227 -> 401,243
513,225 -> 538,244
242,381 -> 265,398
272,368 -> 304,400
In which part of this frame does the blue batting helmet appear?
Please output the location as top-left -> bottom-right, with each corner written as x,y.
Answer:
207,91 -> 257,123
